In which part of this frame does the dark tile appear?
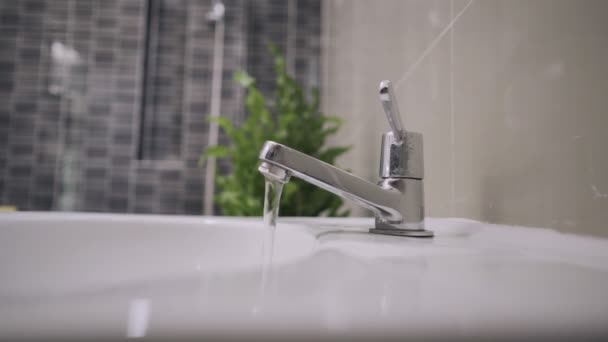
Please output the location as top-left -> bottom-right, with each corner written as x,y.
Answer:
0,12 -> 20,26
120,39 -> 139,51
189,102 -> 208,113
89,102 -> 110,115
74,2 -> 93,16
37,128 -> 57,142
135,183 -> 155,197
112,130 -> 133,144
0,2 -> 18,15
108,196 -> 128,212
134,205 -> 154,214
191,49 -> 210,62
74,30 -> 92,40
184,181 -> 202,197
110,178 -> 128,192
86,146 -> 107,158
9,165 -> 32,177
189,70 -> 209,82
19,47 -> 40,60
121,3 -> 142,15
96,17 -> 116,28
111,154 -> 132,167
117,78 -> 136,89
0,36 -> 17,54
188,121 -> 207,133
85,168 -> 107,179
135,167 -> 155,178
21,17 -> 43,32
185,157 -> 202,169
183,198 -> 201,214
14,101 -> 36,113
10,144 -> 34,156
116,93 -> 135,104
35,148 -> 57,165
34,173 -> 55,191
32,195 -> 53,210
160,191 -> 179,205
0,110 -> 9,125
87,121 -> 109,136
24,0 -> 46,12
84,189 -> 106,209
0,78 -> 13,92
0,26 -> 18,36
6,184 -> 30,209
114,112 -> 135,125
94,51 -> 114,63
160,170 -> 180,182
96,35 -> 116,47
221,87 -> 233,98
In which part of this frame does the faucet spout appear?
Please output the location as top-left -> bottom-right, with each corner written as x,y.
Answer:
258,141 -> 429,236
258,142 -> 401,221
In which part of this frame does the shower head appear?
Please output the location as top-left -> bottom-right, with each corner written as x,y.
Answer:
206,1 -> 225,22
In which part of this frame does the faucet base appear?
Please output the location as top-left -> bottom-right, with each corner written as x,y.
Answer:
369,228 -> 434,238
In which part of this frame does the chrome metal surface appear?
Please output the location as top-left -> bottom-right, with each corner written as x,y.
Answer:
379,80 -> 405,143
379,131 -> 424,179
378,79 -> 424,180
369,227 -> 433,237
259,142 -> 428,234
258,161 -> 291,184
257,79 -> 431,237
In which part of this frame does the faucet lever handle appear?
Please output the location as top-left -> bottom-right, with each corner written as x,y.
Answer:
379,80 -> 405,143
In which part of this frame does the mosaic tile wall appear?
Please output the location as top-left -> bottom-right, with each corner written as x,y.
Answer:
0,0 -> 321,214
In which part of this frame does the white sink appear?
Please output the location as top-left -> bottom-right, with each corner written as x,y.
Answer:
1,213 -> 608,340
0,213 -> 315,297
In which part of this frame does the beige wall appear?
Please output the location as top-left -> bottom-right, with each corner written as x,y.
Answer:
321,0 -> 608,237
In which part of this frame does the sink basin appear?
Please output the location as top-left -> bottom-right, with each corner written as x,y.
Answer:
1,213 -> 608,340
0,213 -> 316,297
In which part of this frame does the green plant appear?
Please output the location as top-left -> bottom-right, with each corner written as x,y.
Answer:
201,44 -> 350,217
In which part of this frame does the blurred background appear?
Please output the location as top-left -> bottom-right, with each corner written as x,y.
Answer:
1,0 -> 607,236
0,0 -> 321,215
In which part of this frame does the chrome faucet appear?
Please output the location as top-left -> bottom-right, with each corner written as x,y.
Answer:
258,80 -> 433,237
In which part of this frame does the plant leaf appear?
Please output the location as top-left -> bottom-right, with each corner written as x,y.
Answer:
201,43 -> 350,217
234,70 -> 255,87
